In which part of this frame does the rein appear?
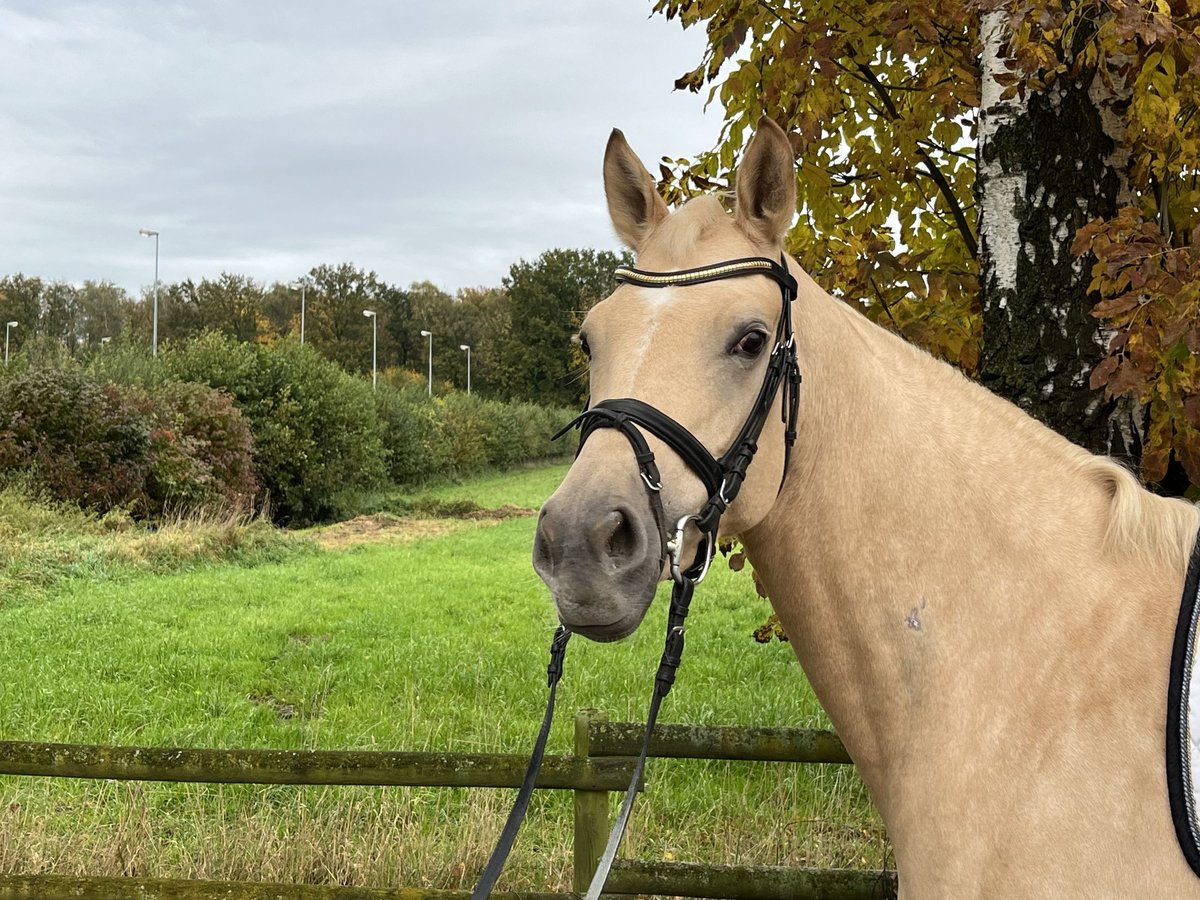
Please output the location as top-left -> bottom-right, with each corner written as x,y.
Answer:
471,255 -> 800,898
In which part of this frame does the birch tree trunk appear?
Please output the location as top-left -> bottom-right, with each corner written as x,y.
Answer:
976,10 -> 1141,461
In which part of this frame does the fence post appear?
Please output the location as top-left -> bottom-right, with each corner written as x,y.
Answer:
574,708 -> 610,893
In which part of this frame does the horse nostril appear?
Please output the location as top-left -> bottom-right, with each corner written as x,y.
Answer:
602,508 -> 640,561
533,506 -> 563,573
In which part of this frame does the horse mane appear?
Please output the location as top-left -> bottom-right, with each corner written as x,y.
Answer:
831,288 -> 1199,575
1082,455 -> 1198,569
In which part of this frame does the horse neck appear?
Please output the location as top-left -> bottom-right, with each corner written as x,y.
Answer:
740,269 -> 1197,820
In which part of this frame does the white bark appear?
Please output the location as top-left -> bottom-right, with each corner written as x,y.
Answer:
978,10 -> 1025,298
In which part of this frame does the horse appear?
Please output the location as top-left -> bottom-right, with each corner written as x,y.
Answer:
531,116 -> 1200,898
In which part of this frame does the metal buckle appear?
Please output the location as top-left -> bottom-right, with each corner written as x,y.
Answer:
666,515 -> 715,585
640,471 -> 663,492
717,473 -> 736,507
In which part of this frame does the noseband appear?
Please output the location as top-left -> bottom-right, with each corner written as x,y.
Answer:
471,255 -> 801,900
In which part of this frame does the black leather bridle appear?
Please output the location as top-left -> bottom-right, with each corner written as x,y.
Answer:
471,255 -> 801,899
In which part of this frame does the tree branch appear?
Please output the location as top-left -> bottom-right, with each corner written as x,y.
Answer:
855,62 -> 978,258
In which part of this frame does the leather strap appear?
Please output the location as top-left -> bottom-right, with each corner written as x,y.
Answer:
469,626 -> 570,900
582,576 -> 694,900
473,254 -> 801,897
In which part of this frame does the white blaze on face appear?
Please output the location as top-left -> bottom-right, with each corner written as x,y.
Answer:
614,286 -> 677,392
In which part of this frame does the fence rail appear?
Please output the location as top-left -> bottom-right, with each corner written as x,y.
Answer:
0,710 -> 897,900
0,740 -> 635,791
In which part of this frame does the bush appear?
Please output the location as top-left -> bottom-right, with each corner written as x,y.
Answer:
163,334 -> 387,524
130,381 -> 259,516
0,368 -> 151,513
371,382 -> 576,485
437,393 -> 491,474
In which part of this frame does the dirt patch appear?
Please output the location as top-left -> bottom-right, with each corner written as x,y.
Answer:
461,504 -> 536,521
313,514 -> 467,550
311,506 -> 534,550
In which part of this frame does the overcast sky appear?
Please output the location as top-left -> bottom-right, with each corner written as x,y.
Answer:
1,1 -> 724,298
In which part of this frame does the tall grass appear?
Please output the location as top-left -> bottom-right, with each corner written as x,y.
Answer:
0,462 -> 888,890
0,483 -> 303,604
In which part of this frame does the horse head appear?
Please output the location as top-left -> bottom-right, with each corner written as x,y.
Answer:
533,117 -> 798,642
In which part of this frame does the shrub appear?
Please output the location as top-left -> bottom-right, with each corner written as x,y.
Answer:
371,382 -> 576,485
163,333 -> 387,524
0,368 -> 151,513
437,393 -> 491,474
130,381 -> 259,516
86,342 -> 168,390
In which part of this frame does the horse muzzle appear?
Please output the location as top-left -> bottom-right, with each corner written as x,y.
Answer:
532,489 -> 663,642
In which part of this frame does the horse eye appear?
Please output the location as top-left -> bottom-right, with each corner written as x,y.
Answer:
577,333 -> 592,359
732,329 -> 769,358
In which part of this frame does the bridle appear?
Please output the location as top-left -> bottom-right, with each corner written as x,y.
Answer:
471,255 -> 801,899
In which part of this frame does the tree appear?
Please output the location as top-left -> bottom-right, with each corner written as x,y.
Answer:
0,275 -> 44,357
405,281 -> 487,393
77,281 -> 132,349
40,281 -> 81,351
379,282 -> 413,370
306,263 -> 388,372
497,248 -> 631,407
457,285 -> 511,397
653,0 -> 1200,494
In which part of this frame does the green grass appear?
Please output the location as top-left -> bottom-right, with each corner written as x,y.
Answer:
351,461 -> 573,517
0,461 -> 887,890
0,483 -> 308,605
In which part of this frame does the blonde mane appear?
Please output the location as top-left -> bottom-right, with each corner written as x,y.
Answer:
819,277 -> 1199,576
1084,455 -> 1198,567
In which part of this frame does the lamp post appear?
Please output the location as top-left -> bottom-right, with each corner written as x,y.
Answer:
460,344 -> 471,395
420,330 -> 433,396
4,321 -> 16,367
363,310 -> 377,390
138,228 -> 160,356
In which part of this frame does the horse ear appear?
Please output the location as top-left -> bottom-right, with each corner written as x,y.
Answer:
604,128 -> 669,252
734,116 -> 796,248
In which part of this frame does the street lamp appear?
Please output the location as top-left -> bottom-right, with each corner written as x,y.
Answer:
363,310 -> 377,390
294,278 -> 308,345
460,344 -> 471,395
420,330 -> 433,396
3,321 -> 17,367
138,228 -> 160,356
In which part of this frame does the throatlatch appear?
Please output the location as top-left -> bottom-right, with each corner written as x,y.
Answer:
471,255 -> 801,898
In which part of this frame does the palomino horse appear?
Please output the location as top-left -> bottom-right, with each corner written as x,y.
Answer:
532,117 -> 1200,898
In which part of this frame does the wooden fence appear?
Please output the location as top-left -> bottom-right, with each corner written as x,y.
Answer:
0,710 -> 897,899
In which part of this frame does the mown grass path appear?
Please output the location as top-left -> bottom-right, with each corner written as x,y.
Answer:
0,464 -> 886,889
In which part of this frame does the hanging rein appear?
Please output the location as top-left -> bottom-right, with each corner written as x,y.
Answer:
471,255 -> 801,899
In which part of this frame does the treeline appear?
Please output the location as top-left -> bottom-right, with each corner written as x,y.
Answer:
0,247 -> 630,409
0,334 -> 578,526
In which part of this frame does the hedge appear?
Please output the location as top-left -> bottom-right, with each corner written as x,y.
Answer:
0,336 -> 577,524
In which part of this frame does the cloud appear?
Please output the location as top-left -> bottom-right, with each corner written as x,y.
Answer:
0,0 -> 722,296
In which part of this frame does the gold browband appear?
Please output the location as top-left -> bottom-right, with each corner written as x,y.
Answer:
613,256 -> 793,290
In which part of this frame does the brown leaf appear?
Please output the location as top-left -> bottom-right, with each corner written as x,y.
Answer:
1089,355 -> 1120,389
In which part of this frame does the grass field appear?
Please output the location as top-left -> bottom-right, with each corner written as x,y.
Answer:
0,463 -> 888,890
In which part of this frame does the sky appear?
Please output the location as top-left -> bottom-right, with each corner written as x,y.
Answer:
0,1 -> 725,299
